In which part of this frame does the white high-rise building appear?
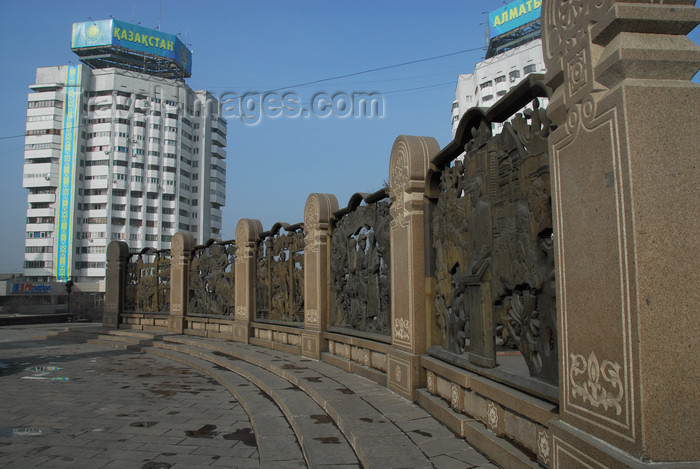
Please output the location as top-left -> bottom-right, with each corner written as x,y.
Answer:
22,20 -> 227,283
451,0 -> 546,137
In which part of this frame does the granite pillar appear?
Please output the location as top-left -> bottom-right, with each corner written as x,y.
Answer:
301,193 -> 339,359
386,135 -> 440,400
168,232 -> 194,334
233,218 -> 263,343
542,1 -> 700,466
104,240 -> 129,329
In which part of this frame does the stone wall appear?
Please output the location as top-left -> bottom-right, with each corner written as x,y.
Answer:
104,2 -> 700,466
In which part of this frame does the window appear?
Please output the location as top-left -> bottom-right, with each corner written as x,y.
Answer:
480,81 -> 492,89
524,64 -> 537,74
494,75 -> 506,84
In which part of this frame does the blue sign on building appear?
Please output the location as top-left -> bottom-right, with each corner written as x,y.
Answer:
488,0 -> 541,39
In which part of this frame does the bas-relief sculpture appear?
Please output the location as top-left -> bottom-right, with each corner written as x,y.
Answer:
432,103 -> 558,384
124,249 -> 171,313
330,196 -> 391,335
187,240 -> 236,316
256,227 -> 305,323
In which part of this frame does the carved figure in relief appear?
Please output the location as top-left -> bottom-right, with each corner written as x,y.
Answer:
365,232 -> 381,327
329,199 -> 391,334
449,264 -> 469,353
431,98 -> 558,384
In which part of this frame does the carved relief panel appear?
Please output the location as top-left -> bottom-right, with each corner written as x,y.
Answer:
330,195 -> 392,335
188,240 -> 236,316
124,249 -> 170,313
255,226 -> 305,323
432,105 -> 558,385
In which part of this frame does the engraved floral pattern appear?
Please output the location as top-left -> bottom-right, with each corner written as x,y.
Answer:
305,308 -> 319,326
451,384 -> 460,410
394,318 -> 410,342
570,351 -> 624,415
427,372 -> 434,393
487,402 -> 499,432
537,429 -> 550,465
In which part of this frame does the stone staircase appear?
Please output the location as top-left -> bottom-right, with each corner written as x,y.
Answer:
46,328 -> 497,469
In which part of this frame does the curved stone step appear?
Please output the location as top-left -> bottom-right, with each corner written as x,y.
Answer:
151,340 -> 360,468
146,345 -> 308,467
159,335 -> 445,469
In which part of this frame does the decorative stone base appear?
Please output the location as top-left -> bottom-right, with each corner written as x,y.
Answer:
301,331 -> 323,359
387,348 -> 422,401
103,309 -> 118,329
168,316 -> 184,334
551,421 -> 700,469
232,322 -> 251,343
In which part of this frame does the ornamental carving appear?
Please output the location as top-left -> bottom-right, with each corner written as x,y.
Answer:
570,351 -> 624,415
188,240 -> 236,316
394,318 -> 410,342
537,429 -> 550,465
256,225 -> 305,324
305,308 -> 319,326
487,402 -> 499,433
330,195 -> 391,335
432,98 -> 558,385
450,384 -> 460,410
124,249 -> 170,313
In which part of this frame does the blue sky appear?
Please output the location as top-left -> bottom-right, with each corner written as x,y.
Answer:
0,1 -> 698,273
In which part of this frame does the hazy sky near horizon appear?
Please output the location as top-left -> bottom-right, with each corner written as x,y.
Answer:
0,1 -> 698,274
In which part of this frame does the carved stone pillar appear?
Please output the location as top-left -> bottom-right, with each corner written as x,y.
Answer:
543,1 -> 700,466
301,193 -> 339,359
233,218 -> 263,343
104,240 -> 129,329
168,232 -> 194,334
386,135 -> 440,400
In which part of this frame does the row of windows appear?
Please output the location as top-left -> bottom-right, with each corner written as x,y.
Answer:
27,231 -> 52,238
478,65 -> 539,93
27,217 -> 54,224
75,246 -> 106,254
74,262 -> 105,270
26,142 -> 60,150
26,246 -> 53,253
88,117 -> 130,126
26,128 -> 60,136
76,232 -> 106,239
27,114 -> 62,123
24,260 -> 52,268
87,131 -> 111,139
28,100 -> 62,109
83,159 -> 109,167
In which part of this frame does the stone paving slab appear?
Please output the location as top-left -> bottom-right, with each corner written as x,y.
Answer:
2,324 -> 501,468
0,324 -> 259,469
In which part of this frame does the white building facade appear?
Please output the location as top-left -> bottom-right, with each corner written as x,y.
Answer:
23,64 -> 227,283
451,0 -> 546,137
451,39 -> 546,137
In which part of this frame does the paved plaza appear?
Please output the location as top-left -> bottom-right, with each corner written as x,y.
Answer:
0,324 -> 498,468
